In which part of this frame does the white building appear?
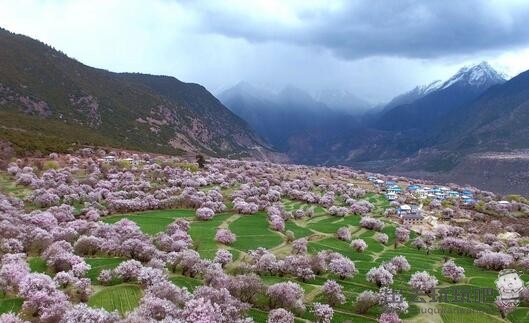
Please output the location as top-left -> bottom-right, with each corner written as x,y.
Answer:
103,156 -> 116,164
386,192 -> 397,201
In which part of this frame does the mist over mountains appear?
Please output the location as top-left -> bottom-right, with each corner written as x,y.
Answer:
221,62 -> 529,194
2,26 -> 529,194
221,61 -> 509,161
218,83 -> 363,152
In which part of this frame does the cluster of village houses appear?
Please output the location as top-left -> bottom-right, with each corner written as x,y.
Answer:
100,155 -> 143,166
367,176 -> 477,227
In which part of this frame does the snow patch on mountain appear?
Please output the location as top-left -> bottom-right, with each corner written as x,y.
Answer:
441,61 -> 506,90
418,80 -> 443,95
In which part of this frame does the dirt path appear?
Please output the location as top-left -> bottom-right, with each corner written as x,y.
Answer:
218,214 -> 240,229
407,302 -> 443,323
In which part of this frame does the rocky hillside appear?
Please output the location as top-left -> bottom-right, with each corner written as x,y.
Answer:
0,28 -> 273,159
438,68 -> 529,152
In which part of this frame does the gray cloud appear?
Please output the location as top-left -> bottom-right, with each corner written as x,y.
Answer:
1,0 -> 529,103
185,0 -> 529,59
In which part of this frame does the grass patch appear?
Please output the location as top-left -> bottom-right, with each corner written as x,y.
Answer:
103,209 -> 195,235
189,213 -> 232,258
0,297 -> 22,315
0,172 -> 30,199
85,257 -> 126,283
229,212 -> 283,251
28,257 -> 47,273
170,275 -> 202,291
88,284 -> 142,315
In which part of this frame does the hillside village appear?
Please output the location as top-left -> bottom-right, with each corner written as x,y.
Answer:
367,177 -> 478,229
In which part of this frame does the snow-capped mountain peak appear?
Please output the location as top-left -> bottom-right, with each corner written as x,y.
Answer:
441,61 -> 506,90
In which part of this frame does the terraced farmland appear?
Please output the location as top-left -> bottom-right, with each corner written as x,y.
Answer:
2,157 -> 528,323
88,284 -> 143,315
84,199 -> 525,322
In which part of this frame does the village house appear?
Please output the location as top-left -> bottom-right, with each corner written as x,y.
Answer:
386,185 -> 402,194
429,187 -> 445,199
122,158 -> 142,166
448,191 -> 460,198
397,204 -> 412,215
386,191 -> 397,201
102,155 -> 116,164
398,204 -> 424,225
462,197 -> 476,205
401,212 -> 424,225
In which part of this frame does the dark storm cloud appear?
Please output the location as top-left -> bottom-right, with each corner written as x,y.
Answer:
185,0 -> 529,59
2,0 -> 529,102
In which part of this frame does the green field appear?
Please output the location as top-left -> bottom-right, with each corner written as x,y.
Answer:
1,192 -> 523,322
91,199 -> 516,322
229,212 -> 283,251
86,257 -> 127,283
28,257 -> 48,273
0,298 -> 22,315
103,209 -> 195,235
0,172 -> 31,200
88,284 -> 143,315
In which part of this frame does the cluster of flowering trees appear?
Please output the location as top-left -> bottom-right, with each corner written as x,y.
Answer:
267,281 -> 305,311
408,271 -> 438,295
215,228 -> 236,245
0,177 -> 254,322
245,247 -> 357,282
366,256 -> 411,287
3,151 -> 529,322
336,226 -> 352,241
354,287 -> 409,321
360,217 -> 384,231
442,260 -> 465,283
474,252 -> 514,270
7,159 -> 235,216
351,239 -> 368,252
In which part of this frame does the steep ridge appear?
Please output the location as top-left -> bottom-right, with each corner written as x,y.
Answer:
0,28 -> 271,158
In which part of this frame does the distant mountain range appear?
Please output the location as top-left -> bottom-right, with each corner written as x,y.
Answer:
221,62 -> 510,161
0,27 -> 278,160
437,66 -> 529,152
221,62 -> 529,194
375,62 -> 507,132
2,27 -> 529,193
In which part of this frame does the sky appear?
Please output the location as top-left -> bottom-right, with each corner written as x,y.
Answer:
1,0 -> 529,103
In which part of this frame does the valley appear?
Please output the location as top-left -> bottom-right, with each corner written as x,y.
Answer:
1,9 -> 529,323
1,150 -> 529,322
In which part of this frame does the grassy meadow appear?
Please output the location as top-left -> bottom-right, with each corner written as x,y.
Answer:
68,196 -> 523,322
0,189 -> 526,322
